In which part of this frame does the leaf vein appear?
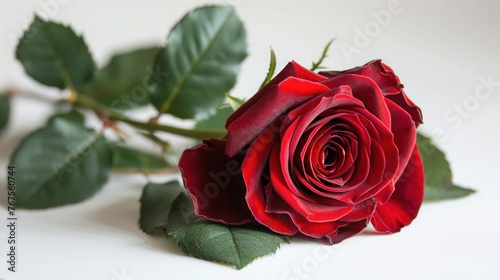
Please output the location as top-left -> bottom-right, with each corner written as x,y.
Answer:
159,9 -> 233,115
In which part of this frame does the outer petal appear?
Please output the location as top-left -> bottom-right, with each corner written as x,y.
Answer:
385,98 -> 417,180
328,220 -> 368,244
370,146 -> 424,232
242,120 -> 299,235
226,76 -> 329,157
320,60 -> 401,94
179,139 -> 254,225
320,60 -> 423,126
265,185 -> 369,244
320,74 -> 392,127
227,60 -> 326,126
265,187 -> 345,238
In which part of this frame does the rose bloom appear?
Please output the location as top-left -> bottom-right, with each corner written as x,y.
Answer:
179,60 -> 424,244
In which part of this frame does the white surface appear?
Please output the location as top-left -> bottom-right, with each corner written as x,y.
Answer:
1,0 -> 500,279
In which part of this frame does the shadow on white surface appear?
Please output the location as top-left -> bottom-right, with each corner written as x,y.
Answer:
82,182 -> 187,257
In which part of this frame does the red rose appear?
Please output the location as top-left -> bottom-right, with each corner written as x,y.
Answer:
179,60 -> 424,244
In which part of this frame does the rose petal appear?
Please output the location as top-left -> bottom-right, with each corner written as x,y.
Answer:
291,115 -> 371,201
320,60 -> 401,95
270,144 -> 355,222
265,187 -> 347,238
281,90 -> 365,181
299,123 -> 357,188
265,189 -> 369,244
227,61 -> 326,126
242,120 -> 299,235
279,94 -> 369,204
370,146 -> 424,232
327,220 -> 368,244
320,60 -> 423,125
385,98 -> 417,180
179,139 -> 253,225
320,74 -> 392,127
226,76 -> 330,157
338,199 -> 376,222
278,90 -> 398,206
280,87 -> 356,131
345,113 -> 397,203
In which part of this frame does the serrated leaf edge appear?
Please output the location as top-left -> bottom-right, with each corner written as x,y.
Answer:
158,7 -> 236,115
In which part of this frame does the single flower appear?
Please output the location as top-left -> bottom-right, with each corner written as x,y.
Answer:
179,60 -> 424,244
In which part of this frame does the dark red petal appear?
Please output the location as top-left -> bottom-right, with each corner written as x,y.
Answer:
298,106 -> 399,205
278,89 -> 398,205
292,116 -> 371,203
226,76 -> 330,157
385,90 -> 423,127
379,63 -> 423,126
320,74 -> 392,127
227,61 -> 326,126
374,182 -> 395,204
295,122 -> 358,195
179,139 -> 254,225
327,220 -> 368,244
385,98 -> 417,180
370,146 -> 424,232
320,60 -> 400,94
277,90 -> 365,203
320,60 -> 423,126
338,199 -> 376,222
280,86 -> 356,130
270,144 -> 355,222
242,120 -> 298,235
264,186 -> 345,237
265,189 -> 369,244
343,108 -> 399,203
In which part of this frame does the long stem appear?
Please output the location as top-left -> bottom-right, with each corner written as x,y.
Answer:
73,94 -> 227,139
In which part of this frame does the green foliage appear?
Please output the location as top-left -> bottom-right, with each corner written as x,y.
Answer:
9,110 -> 112,208
0,93 -> 10,131
311,39 -> 334,71
111,144 -> 171,173
139,181 -> 182,233
149,5 -> 247,119
16,16 -> 95,92
139,185 -> 290,269
259,48 -> 277,88
166,194 -> 290,269
82,47 -> 160,108
195,105 -> 234,132
225,92 -> 245,111
47,109 -> 85,126
417,133 -> 475,202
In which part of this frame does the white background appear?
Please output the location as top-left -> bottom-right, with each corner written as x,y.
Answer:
1,0 -> 500,279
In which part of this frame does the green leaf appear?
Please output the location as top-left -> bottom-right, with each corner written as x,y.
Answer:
111,144 -> 171,173
15,16 -> 95,92
311,39 -> 334,71
224,92 -> 244,112
195,105 -> 233,132
47,109 -> 85,127
139,181 -> 182,234
0,93 -> 10,131
166,193 -> 290,269
10,110 -> 112,209
417,133 -> 475,202
82,47 -> 160,108
149,5 -> 247,119
259,48 -> 277,89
